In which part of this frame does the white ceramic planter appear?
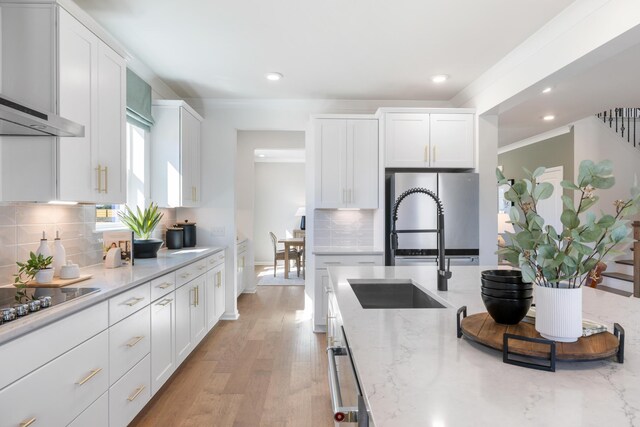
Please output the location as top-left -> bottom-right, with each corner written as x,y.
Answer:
535,284 -> 583,342
35,268 -> 54,284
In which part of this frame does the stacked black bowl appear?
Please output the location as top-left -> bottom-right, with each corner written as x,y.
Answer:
480,270 -> 533,325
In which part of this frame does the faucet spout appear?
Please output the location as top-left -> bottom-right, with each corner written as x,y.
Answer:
390,187 -> 451,291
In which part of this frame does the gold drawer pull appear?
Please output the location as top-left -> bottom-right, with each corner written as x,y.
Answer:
123,297 -> 144,307
180,273 -> 191,279
127,385 -> 146,402
20,417 -> 37,427
76,368 -> 103,385
157,298 -> 173,307
157,282 -> 172,289
126,336 -> 144,348
198,265 -> 206,270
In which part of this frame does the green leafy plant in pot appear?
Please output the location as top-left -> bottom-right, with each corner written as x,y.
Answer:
496,160 -> 640,342
118,203 -> 164,259
14,251 -> 54,303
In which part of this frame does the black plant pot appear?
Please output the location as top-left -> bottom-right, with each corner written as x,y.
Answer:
134,239 -> 163,259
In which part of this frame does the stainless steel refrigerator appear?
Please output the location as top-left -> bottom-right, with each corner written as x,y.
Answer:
385,172 -> 479,266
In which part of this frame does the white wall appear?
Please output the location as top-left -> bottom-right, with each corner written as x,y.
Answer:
573,116 -> 640,218
254,162 -> 305,263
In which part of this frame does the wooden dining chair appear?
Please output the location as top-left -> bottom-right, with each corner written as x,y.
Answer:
269,232 -> 301,277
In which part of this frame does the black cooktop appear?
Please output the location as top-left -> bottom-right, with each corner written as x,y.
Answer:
0,287 -> 100,324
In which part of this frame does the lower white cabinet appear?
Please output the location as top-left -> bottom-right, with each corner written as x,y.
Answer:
175,273 -> 207,366
236,243 -> 247,297
0,330 -> 109,427
68,392 -> 109,427
151,292 -> 176,395
314,254 -> 384,328
109,305 -> 151,385
206,261 -> 225,331
109,354 -> 151,427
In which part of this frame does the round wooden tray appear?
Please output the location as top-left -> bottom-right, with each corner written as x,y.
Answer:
460,312 -> 619,361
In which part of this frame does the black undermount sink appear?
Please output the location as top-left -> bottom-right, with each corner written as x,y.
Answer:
348,280 -> 447,309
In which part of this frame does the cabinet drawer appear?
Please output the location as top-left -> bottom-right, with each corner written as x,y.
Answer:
68,391 -> 108,427
206,251 -> 225,269
0,300 -> 108,390
176,259 -> 207,287
109,282 -> 151,325
151,271 -> 176,301
315,254 -> 384,269
0,330 -> 109,427
109,305 -> 150,385
109,354 -> 151,427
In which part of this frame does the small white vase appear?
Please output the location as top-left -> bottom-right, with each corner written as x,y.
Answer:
35,268 -> 54,284
535,284 -> 582,342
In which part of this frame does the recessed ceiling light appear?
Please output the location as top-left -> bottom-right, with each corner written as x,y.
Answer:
431,74 -> 449,83
542,87 -> 552,94
265,72 -> 283,81
543,115 -> 555,121
258,154 -> 266,158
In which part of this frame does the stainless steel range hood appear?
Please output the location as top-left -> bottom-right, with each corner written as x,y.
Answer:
0,95 -> 84,137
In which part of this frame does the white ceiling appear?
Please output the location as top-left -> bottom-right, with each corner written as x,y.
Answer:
74,0 -> 574,100
497,25 -> 640,147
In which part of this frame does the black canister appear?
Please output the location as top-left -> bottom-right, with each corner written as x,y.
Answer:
179,220 -> 197,247
166,227 -> 184,249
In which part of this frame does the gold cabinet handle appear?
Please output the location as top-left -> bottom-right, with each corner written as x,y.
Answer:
95,164 -> 102,192
127,385 -> 146,402
196,286 -> 200,306
157,282 -> 172,289
157,298 -> 173,307
216,271 -> 222,287
105,166 -> 109,193
126,336 -> 144,348
198,265 -> 206,270
123,297 -> 145,307
181,273 -> 191,279
19,418 -> 37,427
424,145 -> 429,163
192,287 -> 197,307
76,367 -> 103,385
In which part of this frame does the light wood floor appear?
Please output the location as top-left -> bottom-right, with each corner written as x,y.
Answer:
131,286 -> 333,427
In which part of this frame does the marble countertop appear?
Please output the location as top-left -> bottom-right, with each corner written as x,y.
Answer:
328,265 -> 639,427
313,246 -> 384,255
0,246 -> 224,345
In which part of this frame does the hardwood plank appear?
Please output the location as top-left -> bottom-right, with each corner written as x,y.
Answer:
130,285 -> 333,427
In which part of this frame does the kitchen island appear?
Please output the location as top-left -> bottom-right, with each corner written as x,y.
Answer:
328,265 -> 639,427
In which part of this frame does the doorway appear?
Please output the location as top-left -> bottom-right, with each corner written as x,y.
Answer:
536,166 -> 563,232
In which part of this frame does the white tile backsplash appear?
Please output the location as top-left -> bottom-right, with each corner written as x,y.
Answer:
314,210 -> 375,247
0,204 -> 177,285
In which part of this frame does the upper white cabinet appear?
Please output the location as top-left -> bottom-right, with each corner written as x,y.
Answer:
314,118 -> 378,209
384,112 -> 474,169
151,100 -> 203,208
0,4 -> 126,203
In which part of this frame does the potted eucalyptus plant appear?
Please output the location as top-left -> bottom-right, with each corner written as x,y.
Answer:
118,203 -> 164,258
496,160 -> 639,342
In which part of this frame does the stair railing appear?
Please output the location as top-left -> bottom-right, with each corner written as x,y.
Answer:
634,221 -> 639,298
596,108 -> 640,147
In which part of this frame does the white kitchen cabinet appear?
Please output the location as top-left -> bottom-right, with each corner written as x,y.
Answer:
314,118 -> 379,209
384,112 -> 474,169
109,354 -> 151,427
429,113 -> 474,168
68,391 -> 108,427
206,260 -> 226,330
236,241 -> 247,297
0,330 -> 109,427
151,292 -> 176,395
175,274 -> 207,366
314,254 -> 384,329
151,100 -> 203,208
109,305 -> 151,385
0,5 -> 126,203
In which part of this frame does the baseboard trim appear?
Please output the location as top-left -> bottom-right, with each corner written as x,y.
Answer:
243,288 -> 257,294
220,312 -> 240,321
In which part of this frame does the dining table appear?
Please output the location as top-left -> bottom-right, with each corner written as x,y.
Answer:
277,237 -> 304,279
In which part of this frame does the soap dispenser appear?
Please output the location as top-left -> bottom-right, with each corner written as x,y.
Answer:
36,231 -> 51,258
53,231 -> 66,277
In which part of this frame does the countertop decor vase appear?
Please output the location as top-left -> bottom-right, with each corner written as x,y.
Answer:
534,284 -> 583,342
496,160 -> 639,342
133,239 -> 163,259
35,267 -> 54,284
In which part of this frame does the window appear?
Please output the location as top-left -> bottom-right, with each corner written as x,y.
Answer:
95,121 -> 150,228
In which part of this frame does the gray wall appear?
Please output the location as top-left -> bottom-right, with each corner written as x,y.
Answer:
498,129 -> 574,191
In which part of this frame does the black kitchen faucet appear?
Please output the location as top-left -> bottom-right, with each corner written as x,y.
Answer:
390,187 -> 452,291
